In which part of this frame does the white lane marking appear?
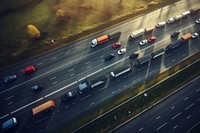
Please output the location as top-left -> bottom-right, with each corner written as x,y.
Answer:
100,55 -> 105,58
80,94 -> 91,101
7,102 -> 13,106
141,67 -> 145,70
101,59 -> 105,62
182,54 -> 186,57
86,69 -> 103,78
112,91 -> 116,94
186,115 -> 191,119
117,79 -> 121,82
5,96 -> 14,100
123,85 -> 127,88
69,69 -> 74,72
64,51 -> 70,55
35,116 -> 48,124
10,97 -> 43,114
197,99 -> 200,102
184,97 -> 188,100
156,122 -> 167,131
26,125 -> 30,128
172,59 -> 176,62
185,103 -> 194,110
171,106 -> 175,109
173,125 -> 178,129
98,86 -> 107,91
51,57 -> 57,60
156,116 -> 160,119
45,81 -> 77,98
70,73 -> 75,77
65,106 -> 69,109
87,66 -> 91,69
37,62 -> 43,66
78,77 -> 86,82
50,76 -> 56,80
171,112 -> 181,120
72,103 -> 76,105
0,114 -> 9,120
133,80 -> 136,83
52,81 -> 57,85
90,102 -> 95,106
196,89 -> 200,92
36,129 -> 44,133
186,120 -> 200,133
138,127 -> 144,131
85,61 -> 91,65
103,58 -> 126,69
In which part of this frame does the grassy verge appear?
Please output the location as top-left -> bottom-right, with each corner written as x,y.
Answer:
57,52 -> 200,133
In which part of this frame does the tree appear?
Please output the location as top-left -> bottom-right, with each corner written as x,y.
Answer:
56,9 -> 65,18
27,24 -> 40,39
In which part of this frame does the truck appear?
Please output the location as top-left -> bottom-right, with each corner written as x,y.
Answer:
110,66 -> 132,78
130,28 -> 145,39
166,33 -> 192,50
145,27 -> 154,33
135,55 -> 151,66
151,48 -> 165,59
32,100 -> 55,116
79,75 -> 107,94
91,31 -> 121,47
2,117 -> 18,131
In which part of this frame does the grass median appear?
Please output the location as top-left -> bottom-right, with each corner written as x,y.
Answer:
57,51 -> 200,133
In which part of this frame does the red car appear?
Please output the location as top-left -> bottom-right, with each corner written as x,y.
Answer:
147,36 -> 156,43
23,65 -> 36,74
112,42 -> 121,48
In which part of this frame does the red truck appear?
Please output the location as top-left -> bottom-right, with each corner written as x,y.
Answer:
91,31 -> 121,47
181,33 -> 192,41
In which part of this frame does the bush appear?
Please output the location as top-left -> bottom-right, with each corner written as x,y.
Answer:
26,24 -> 40,39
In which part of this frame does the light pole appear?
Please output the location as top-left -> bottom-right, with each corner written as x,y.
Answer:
143,57 -> 151,97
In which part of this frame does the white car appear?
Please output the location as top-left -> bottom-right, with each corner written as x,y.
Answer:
139,39 -> 148,46
118,48 -> 126,55
156,21 -> 166,27
192,32 -> 199,39
195,19 -> 200,24
167,18 -> 175,23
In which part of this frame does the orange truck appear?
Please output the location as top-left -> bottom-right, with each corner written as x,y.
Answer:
181,33 -> 192,41
91,31 -> 121,47
32,100 -> 55,116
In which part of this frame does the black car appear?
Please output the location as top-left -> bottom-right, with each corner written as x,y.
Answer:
104,53 -> 115,61
171,31 -> 180,37
31,84 -> 43,92
62,90 -> 78,101
129,52 -> 139,59
3,75 -> 17,83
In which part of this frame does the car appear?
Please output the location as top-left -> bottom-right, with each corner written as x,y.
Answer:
156,21 -> 166,27
139,39 -> 148,46
62,90 -> 78,101
112,42 -> 121,48
171,31 -> 180,37
118,48 -> 126,55
104,53 -> 115,61
22,65 -> 36,74
167,18 -> 175,23
31,84 -> 43,92
195,19 -> 200,24
129,52 -> 139,59
191,32 -> 199,39
3,75 -> 17,83
147,36 -> 156,43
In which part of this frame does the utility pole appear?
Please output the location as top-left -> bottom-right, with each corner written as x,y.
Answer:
143,58 -> 151,97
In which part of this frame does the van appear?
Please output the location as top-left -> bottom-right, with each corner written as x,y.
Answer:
156,21 -> 166,28
182,11 -> 190,17
2,117 -> 17,131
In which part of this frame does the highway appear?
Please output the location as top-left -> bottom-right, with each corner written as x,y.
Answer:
111,77 -> 200,133
0,0 -> 200,132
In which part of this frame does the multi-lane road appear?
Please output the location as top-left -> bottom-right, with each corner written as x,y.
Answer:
0,0 -> 200,132
111,77 -> 200,133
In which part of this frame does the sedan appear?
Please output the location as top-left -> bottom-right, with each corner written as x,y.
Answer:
171,31 -> 180,37
31,84 -> 43,92
104,53 -> 115,61
139,39 -> 148,46
62,90 -> 78,101
195,19 -> 200,24
118,48 -> 126,55
167,18 -> 175,23
191,32 -> 199,39
3,75 -> 17,83
129,52 -> 139,59
112,42 -> 121,48
147,36 -> 156,43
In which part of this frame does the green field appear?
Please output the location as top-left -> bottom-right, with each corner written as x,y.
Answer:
0,0 -> 179,67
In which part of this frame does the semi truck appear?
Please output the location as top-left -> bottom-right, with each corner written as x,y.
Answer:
135,55 -> 151,66
166,33 -> 192,50
2,117 -> 18,131
130,28 -> 145,39
151,48 -> 165,59
91,31 -> 121,47
79,75 -> 107,94
110,66 -> 132,78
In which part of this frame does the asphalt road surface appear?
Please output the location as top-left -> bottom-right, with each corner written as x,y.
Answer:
112,77 -> 200,133
0,0 -> 200,132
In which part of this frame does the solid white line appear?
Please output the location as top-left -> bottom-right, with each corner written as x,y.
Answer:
0,114 -> 9,120
103,58 -> 126,69
185,103 -> 194,110
45,81 -> 77,98
186,120 -> 200,133
171,112 -> 181,120
86,69 -> 103,78
78,77 -> 86,82
156,122 -> 167,130
80,94 -> 91,101
5,96 -> 14,100
10,97 -> 43,114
